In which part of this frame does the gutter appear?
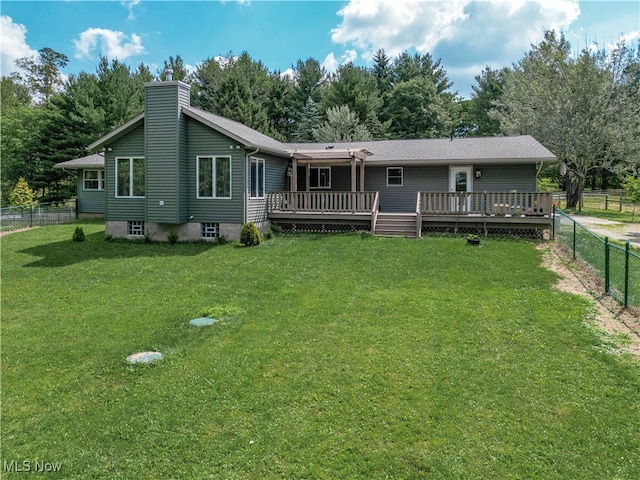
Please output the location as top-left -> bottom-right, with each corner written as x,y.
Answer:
244,146 -> 260,224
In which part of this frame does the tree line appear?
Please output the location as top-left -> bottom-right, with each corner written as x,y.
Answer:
1,30 -> 638,207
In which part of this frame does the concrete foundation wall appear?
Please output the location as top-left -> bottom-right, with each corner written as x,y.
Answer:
105,220 -> 271,242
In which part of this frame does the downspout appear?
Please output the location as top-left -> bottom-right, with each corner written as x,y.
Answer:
244,146 -> 260,224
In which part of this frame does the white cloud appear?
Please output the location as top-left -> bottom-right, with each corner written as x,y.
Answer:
121,0 -> 141,21
330,0 -> 581,65
74,28 -> 145,60
322,50 -> 359,73
322,53 -> 339,73
617,31 -> 640,45
0,15 -> 39,76
280,68 -> 295,79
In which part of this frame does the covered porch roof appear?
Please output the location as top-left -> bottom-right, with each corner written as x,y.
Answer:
286,148 -> 373,192
287,148 -> 372,163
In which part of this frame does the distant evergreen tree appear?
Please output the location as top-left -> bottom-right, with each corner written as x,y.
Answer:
464,66 -> 508,136
265,72 -> 296,141
372,49 -> 393,94
293,97 -> 323,142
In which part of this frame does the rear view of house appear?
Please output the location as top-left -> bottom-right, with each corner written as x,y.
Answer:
56,75 -> 557,241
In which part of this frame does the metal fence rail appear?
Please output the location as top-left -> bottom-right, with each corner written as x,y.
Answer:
553,208 -> 639,309
0,202 -> 76,231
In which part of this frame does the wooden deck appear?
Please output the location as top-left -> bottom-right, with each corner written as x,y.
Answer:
268,191 -> 554,236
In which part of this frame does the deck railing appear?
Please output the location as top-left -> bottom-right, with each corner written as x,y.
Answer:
269,191 -> 379,214
418,192 -> 553,216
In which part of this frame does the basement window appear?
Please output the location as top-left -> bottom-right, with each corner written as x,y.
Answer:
201,222 -> 219,238
127,221 -> 145,236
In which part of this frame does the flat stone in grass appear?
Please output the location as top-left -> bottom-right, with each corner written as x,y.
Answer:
126,351 -> 163,364
190,317 -> 218,327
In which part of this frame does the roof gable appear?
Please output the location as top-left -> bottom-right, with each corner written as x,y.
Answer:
87,113 -> 145,152
182,107 -> 288,156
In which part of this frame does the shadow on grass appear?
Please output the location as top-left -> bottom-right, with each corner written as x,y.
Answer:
19,232 -> 219,267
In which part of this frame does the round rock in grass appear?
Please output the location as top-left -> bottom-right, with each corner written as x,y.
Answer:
189,317 -> 218,327
126,351 -> 163,364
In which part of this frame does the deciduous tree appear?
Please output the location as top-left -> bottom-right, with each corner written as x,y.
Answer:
492,31 -> 640,207
312,105 -> 372,142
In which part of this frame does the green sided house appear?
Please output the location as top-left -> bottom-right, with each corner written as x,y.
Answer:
55,76 -> 557,241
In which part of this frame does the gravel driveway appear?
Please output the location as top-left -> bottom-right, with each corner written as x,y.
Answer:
569,214 -> 640,246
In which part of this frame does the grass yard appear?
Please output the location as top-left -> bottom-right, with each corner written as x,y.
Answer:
2,224 -> 639,479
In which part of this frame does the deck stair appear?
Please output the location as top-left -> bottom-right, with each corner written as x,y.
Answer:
374,213 -> 418,238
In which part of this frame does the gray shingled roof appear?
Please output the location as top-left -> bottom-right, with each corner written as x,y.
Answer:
83,105 -> 556,166
286,136 -> 556,165
54,153 -> 105,169
182,107 -> 288,155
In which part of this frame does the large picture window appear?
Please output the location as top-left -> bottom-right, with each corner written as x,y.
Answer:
83,170 -> 104,191
249,157 -> 265,198
197,156 -> 231,199
116,158 -> 145,197
310,167 -> 331,189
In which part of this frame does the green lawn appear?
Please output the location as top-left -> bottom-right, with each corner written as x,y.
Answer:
2,224 -> 639,479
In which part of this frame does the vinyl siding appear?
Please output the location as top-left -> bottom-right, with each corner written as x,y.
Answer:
363,164 -> 537,212
365,165 -> 448,213
105,125 -> 145,220
186,120 -> 244,223
144,82 -> 190,224
77,169 -> 105,213
473,164 -> 536,191
247,154 -> 289,223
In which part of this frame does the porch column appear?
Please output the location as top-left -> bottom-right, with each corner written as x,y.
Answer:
291,158 -> 297,192
351,156 -> 357,192
305,163 -> 311,191
359,160 -> 365,192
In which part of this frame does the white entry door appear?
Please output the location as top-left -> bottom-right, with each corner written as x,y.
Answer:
449,166 -> 473,212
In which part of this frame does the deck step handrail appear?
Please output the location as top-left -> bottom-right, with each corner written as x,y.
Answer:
418,192 -> 553,216
371,192 -> 380,233
269,191 -> 378,214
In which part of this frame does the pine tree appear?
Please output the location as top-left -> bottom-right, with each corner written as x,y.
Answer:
9,177 -> 35,207
293,97 -> 323,142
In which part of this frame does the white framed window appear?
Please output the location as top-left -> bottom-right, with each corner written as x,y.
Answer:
116,158 -> 145,197
249,157 -> 265,199
197,156 -> 231,199
310,167 -> 331,189
387,167 -> 403,186
127,221 -> 145,236
83,170 -> 104,191
201,222 -> 219,238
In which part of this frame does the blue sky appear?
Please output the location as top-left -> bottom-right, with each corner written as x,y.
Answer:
2,1 -> 639,97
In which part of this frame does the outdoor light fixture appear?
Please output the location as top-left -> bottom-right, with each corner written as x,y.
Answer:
475,169 -> 482,178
